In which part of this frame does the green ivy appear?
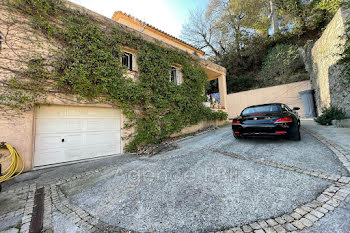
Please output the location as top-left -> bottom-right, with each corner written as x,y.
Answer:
339,19 -> 350,82
2,0 -> 227,151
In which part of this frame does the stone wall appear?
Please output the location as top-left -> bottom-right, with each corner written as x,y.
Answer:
302,8 -> 350,117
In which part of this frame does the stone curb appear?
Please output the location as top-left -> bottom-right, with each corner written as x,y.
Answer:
19,184 -> 36,233
210,148 -> 348,183
301,126 -> 350,173
211,183 -> 350,233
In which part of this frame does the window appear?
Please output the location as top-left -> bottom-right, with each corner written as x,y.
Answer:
281,104 -> 291,112
0,31 -> 2,50
122,52 -> 133,70
170,66 -> 178,85
241,105 -> 282,116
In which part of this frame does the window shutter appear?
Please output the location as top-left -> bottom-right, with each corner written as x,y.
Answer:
129,53 -> 133,71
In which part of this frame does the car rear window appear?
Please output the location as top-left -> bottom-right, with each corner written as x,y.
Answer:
241,105 -> 282,115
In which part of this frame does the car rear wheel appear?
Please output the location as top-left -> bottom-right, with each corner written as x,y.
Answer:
289,124 -> 301,141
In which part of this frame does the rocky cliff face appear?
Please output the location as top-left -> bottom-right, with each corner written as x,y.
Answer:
301,8 -> 350,117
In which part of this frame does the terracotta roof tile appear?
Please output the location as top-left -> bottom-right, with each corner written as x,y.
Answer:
112,11 -> 205,55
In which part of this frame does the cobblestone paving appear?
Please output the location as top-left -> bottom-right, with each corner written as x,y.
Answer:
0,127 -> 349,233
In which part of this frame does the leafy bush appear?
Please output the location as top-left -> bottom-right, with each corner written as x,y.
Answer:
314,106 -> 346,125
261,44 -> 304,79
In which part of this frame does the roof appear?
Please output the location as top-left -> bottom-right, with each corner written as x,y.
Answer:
112,11 -> 205,56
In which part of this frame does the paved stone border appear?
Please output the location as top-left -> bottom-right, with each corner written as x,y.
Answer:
301,126 -> 350,173
20,184 -> 36,233
42,186 -> 53,233
210,148 -> 349,183
210,182 -> 350,233
0,185 -> 33,224
48,184 -> 134,233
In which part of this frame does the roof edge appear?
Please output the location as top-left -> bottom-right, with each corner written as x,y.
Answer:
112,11 -> 205,56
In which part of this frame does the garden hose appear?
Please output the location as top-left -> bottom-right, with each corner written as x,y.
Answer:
0,142 -> 25,183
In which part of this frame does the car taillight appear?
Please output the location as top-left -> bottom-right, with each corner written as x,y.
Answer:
235,131 -> 240,134
232,120 -> 240,125
275,117 -> 293,123
275,131 -> 287,134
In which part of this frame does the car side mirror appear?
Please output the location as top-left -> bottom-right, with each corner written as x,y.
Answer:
293,107 -> 300,111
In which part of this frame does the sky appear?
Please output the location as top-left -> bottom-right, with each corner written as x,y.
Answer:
69,0 -> 209,38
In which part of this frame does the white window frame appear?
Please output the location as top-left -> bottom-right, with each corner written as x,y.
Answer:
122,52 -> 133,71
170,66 -> 179,85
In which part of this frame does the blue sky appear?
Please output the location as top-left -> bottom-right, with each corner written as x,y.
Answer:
69,0 -> 209,37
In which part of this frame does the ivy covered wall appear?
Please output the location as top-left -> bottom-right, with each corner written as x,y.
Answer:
0,0 -> 227,151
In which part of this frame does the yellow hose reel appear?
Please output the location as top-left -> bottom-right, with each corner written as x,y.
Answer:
0,142 -> 25,184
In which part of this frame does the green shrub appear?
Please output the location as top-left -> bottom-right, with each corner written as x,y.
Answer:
262,44 -> 304,78
314,106 -> 346,125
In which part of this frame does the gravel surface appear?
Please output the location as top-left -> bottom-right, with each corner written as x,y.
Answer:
302,119 -> 350,154
0,215 -> 21,232
62,126 -> 336,232
52,211 -> 87,233
210,128 -> 349,176
2,153 -> 138,190
0,192 -> 27,216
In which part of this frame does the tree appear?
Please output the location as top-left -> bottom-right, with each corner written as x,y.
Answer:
181,0 -> 270,58
272,0 -> 344,34
181,6 -> 229,58
269,0 -> 280,35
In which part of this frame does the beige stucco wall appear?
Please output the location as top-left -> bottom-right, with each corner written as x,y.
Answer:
304,8 -> 350,116
0,111 -> 34,172
227,81 -> 312,118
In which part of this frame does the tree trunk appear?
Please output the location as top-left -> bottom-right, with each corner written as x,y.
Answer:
270,0 -> 279,35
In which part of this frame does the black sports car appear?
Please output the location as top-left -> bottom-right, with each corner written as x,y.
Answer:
231,103 -> 301,141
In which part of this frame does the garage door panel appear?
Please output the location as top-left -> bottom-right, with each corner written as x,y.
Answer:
35,134 -> 63,151
86,108 -> 121,118
34,106 -> 121,167
67,119 -> 84,131
66,108 -> 88,117
36,119 -> 67,134
86,118 -> 120,131
36,119 -> 84,134
64,134 -> 84,147
34,149 -> 65,167
65,145 -> 118,160
36,106 -> 66,118
85,131 -> 120,145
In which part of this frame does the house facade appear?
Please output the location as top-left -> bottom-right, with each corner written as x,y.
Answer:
0,1 -> 227,171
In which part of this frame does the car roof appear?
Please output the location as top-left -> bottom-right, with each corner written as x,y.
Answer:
244,103 -> 283,108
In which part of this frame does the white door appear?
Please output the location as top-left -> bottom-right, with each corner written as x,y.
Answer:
34,105 -> 121,167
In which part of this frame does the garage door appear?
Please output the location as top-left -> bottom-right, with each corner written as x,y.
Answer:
34,105 -> 121,167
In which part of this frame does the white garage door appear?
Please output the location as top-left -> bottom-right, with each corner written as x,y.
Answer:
34,105 -> 121,167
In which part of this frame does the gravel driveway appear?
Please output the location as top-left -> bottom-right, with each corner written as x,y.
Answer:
59,125 -> 348,232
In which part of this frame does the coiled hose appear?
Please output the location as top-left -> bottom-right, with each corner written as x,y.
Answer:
0,142 -> 25,183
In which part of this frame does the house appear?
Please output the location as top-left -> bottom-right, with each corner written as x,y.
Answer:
0,1 -> 227,171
